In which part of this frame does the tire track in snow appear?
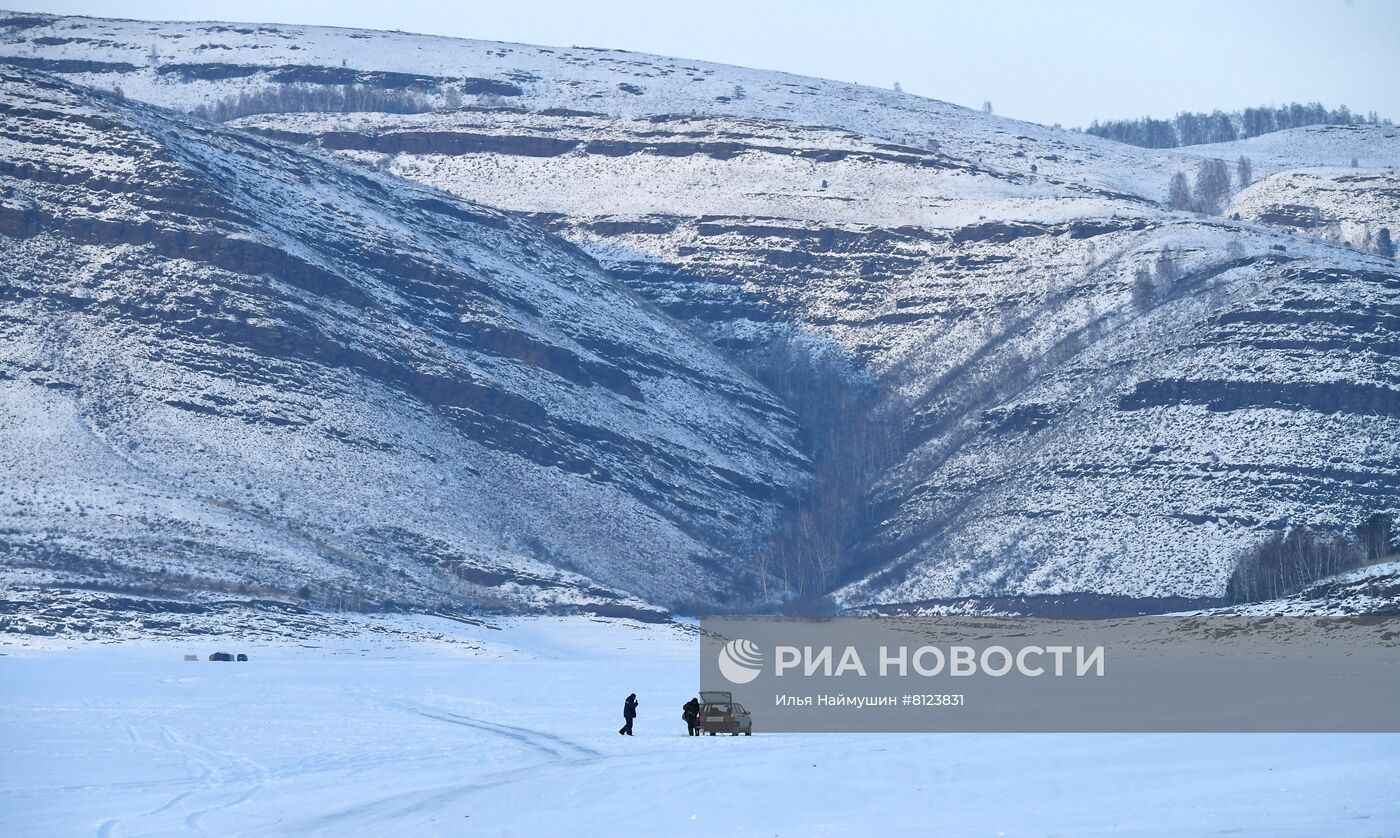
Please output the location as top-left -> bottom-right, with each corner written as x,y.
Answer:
276,696 -> 604,833
91,723 -> 208,837
112,722 -> 268,835
167,727 -> 268,832
380,697 -> 601,759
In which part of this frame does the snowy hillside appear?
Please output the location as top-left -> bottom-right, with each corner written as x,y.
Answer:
4,10 -> 1399,204
1199,559 -> 1400,617
225,111 -> 1400,604
1177,124 -> 1400,176
1,10 -> 1398,615
0,66 -> 808,614
1228,167 -> 1399,250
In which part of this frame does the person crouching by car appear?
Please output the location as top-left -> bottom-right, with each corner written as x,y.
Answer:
683,696 -> 701,736
619,693 -> 638,735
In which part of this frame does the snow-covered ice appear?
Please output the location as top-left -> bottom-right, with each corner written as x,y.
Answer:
3,617 -> 1397,836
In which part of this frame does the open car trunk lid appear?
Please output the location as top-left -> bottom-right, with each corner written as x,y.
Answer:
700,691 -> 732,704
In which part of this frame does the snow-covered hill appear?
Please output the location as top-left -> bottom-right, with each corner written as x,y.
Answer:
1,10 -> 1398,616
1177,124 -> 1400,177
229,113 -> 1400,604
1227,167 -> 1399,251
4,10 -> 1398,204
0,66 -> 808,614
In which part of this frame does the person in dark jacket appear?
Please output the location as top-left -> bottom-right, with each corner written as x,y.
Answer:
619,693 -> 638,735
683,697 -> 701,736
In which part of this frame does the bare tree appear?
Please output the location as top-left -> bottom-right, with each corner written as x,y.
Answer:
1235,155 -> 1252,188
1154,246 -> 1183,285
1226,518 -> 1384,603
187,82 -> 434,122
1085,102 -> 1386,148
1130,265 -> 1156,311
1167,171 -> 1193,210
1377,227 -> 1395,258
748,334 -> 906,604
1192,158 -> 1231,214
1357,514 -> 1397,562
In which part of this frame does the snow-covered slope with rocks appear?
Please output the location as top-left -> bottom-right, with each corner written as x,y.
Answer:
1227,167 -> 1399,249
1177,124 -> 1400,177
1199,559 -> 1400,617
0,66 -> 808,615
1,10 -> 1398,615
229,114 -> 1400,605
5,10 -> 1399,203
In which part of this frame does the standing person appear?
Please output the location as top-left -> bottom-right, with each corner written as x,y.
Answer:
619,693 -> 638,736
683,696 -> 701,736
